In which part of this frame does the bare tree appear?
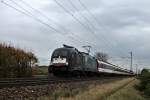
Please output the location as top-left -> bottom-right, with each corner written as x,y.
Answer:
95,52 -> 109,62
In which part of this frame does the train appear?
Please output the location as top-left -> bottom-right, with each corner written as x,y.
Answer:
48,45 -> 134,77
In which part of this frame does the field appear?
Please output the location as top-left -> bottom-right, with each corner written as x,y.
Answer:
33,66 -> 48,78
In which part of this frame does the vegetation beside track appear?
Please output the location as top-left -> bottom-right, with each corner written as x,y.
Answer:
37,78 -> 132,100
0,42 -> 38,78
33,66 -> 48,78
103,79 -> 145,100
137,69 -> 150,98
65,78 -> 134,100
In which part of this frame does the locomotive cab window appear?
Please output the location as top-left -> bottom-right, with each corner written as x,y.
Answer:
53,50 -> 68,57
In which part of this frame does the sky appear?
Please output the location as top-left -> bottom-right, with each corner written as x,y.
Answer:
0,0 -> 150,72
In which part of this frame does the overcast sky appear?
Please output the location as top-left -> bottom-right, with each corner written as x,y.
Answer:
0,0 -> 150,72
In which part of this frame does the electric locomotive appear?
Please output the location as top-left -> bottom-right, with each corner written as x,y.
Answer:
48,44 -> 97,76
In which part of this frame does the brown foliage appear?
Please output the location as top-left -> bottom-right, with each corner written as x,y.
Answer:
0,42 -> 38,78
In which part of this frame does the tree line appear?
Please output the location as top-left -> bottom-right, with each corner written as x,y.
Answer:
0,43 -> 38,78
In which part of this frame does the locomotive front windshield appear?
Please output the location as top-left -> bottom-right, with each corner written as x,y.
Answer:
52,49 -> 69,58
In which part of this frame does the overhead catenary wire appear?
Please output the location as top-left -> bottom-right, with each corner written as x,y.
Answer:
53,0 -> 95,34
68,0 -> 130,67
18,0 -> 94,46
69,1 -> 123,55
67,0 -> 103,42
2,0 -> 111,53
67,0 -> 95,32
1,0 -> 93,49
19,0 -> 69,34
78,0 -> 127,57
66,0 -> 108,52
54,0 -> 101,51
21,0 -> 97,50
53,0 -> 118,53
2,0 -> 126,58
1,0 -> 62,34
67,0 -> 126,56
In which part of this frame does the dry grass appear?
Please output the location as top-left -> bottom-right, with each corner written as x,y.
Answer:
59,78 -> 135,100
104,79 -> 145,100
37,80 -> 100,100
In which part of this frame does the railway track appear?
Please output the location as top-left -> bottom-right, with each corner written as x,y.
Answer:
0,77 -> 124,88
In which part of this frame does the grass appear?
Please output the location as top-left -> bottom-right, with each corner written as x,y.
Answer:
38,82 -> 90,100
73,78 -> 146,100
104,79 -> 146,100
33,74 -> 48,78
32,66 -> 48,77
48,88 -> 84,99
67,78 -> 134,100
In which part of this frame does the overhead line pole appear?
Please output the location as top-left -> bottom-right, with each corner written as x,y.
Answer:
136,64 -> 138,76
130,51 -> 133,71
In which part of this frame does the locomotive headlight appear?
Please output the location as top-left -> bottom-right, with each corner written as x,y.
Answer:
66,62 -> 69,65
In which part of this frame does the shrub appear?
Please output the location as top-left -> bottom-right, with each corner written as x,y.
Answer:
138,69 -> 150,97
144,83 -> 150,96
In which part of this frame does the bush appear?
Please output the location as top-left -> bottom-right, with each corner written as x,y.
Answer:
138,69 -> 150,97
144,83 -> 150,96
